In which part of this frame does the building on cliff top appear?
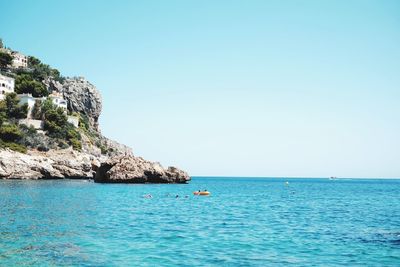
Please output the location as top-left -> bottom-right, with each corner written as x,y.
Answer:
0,74 -> 14,100
18,93 -> 78,129
11,51 -> 28,68
18,94 -> 40,119
18,92 -> 68,119
48,92 -> 68,110
0,48 -> 28,69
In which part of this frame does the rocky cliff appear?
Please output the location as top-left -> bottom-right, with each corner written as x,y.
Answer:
0,148 -> 189,183
44,76 -> 133,157
61,77 -> 134,157
0,148 -> 97,179
61,77 -> 102,131
0,59 -> 189,183
95,156 -> 190,184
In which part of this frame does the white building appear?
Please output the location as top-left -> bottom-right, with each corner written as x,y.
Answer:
0,48 -> 28,69
17,92 -> 79,128
49,92 -> 68,110
19,93 -> 69,119
0,74 -> 15,100
18,94 -> 39,118
11,51 -> 28,68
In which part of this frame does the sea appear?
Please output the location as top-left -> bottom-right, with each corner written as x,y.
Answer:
0,177 -> 399,266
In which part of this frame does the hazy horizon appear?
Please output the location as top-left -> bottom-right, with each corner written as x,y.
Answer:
191,176 -> 400,179
1,0 -> 399,178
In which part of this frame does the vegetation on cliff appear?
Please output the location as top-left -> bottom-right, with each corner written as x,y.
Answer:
0,41 -> 82,153
0,51 -> 12,70
15,74 -> 48,97
0,93 -> 28,153
0,39 -> 126,156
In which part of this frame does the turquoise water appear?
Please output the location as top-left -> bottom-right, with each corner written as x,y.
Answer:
0,177 -> 399,266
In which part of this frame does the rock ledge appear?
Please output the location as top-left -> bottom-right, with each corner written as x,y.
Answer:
94,155 -> 190,184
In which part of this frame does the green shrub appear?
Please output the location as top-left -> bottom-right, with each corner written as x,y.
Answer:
0,124 -> 23,142
0,140 -> 27,153
0,124 -> 27,153
15,74 -> 48,97
28,56 -> 63,82
31,99 -> 42,119
42,103 -> 82,151
66,128 -> 80,140
69,138 -> 82,151
79,114 -> 90,131
0,93 -> 28,120
0,51 -> 12,69
0,107 -> 6,127
18,124 -> 37,135
43,107 -> 68,136
58,140 -> 69,149
40,98 -> 54,118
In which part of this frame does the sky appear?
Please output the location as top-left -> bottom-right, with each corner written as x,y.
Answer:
1,0 -> 399,178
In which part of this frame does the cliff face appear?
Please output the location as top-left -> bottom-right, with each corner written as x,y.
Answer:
46,77 -> 133,157
61,77 -> 102,131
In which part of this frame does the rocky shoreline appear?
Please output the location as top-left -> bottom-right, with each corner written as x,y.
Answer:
95,155 -> 190,184
0,148 -> 190,183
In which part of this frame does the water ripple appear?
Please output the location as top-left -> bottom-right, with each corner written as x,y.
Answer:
0,178 -> 399,266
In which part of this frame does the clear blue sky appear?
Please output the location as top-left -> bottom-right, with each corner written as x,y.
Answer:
1,0 -> 399,177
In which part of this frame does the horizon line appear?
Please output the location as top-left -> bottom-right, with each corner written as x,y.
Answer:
190,176 -> 400,180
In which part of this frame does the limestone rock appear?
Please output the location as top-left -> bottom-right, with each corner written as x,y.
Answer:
0,148 -> 98,179
43,78 -> 63,93
100,137 -> 133,157
61,77 -> 102,131
94,155 -> 190,184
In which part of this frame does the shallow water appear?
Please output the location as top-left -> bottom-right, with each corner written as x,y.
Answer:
0,177 -> 399,266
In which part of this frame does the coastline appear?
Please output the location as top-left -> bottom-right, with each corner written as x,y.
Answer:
0,148 -> 190,183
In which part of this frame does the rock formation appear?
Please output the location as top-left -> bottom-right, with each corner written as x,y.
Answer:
0,148 -> 190,183
0,148 -> 99,179
95,155 -> 190,183
61,77 -> 102,131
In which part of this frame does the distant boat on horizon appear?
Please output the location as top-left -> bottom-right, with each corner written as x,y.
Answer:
329,176 -> 338,180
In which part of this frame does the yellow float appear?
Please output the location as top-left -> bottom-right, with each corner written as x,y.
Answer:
193,191 -> 210,196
